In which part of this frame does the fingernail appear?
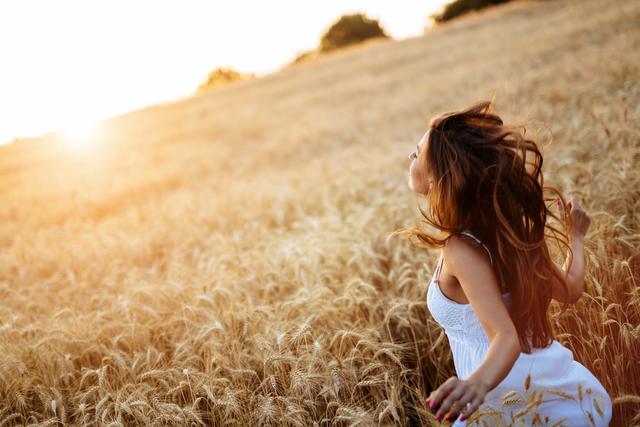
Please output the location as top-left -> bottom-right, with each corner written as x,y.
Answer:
444,414 -> 451,422
430,401 -> 436,410
460,415 -> 466,421
435,411 -> 441,420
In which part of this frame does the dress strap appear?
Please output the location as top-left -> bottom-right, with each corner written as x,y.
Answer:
459,229 -> 493,266
434,253 -> 445,282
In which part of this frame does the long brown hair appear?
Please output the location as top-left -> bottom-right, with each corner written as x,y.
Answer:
398,100 -> 573,354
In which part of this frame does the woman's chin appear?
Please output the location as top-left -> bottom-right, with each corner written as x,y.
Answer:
408,179 -> 426,195
408,183 -> 421,195
408,175 -> 419,191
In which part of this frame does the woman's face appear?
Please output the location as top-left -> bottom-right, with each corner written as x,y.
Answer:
408,130 -> 433,195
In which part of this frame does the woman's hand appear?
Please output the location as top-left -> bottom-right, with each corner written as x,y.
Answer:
568,197 -> 591,239
559,196 -> 591,240
426,376 -> 490,423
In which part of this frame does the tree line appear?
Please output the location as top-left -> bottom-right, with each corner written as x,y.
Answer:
197,0 -> 517,93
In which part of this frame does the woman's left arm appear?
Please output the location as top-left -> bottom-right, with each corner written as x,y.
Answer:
426,235 -> 521,423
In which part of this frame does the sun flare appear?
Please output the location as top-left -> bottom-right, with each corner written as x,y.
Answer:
61,120 -> 99,148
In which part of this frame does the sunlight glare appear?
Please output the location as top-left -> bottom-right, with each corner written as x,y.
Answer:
61,119 -> 99,149
0,1 -> 450,145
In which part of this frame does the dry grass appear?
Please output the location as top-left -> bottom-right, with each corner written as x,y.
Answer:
0,0 -> 638,425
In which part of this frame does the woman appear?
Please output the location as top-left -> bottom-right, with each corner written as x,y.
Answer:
402,101 -> 612,425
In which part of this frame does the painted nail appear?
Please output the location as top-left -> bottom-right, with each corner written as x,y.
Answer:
460,415 -> 467,422
435,411 -> 441,420
444,414 -> 451,422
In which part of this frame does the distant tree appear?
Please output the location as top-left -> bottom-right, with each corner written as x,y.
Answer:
430,0 -> 511,24
285,13 -> 389,68
319,13 -> 389,53
197,67 -> 255,93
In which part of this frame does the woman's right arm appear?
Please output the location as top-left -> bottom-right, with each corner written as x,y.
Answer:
551,197 -> 591,304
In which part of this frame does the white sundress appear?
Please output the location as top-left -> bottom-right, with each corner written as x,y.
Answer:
426,230 -> 613,426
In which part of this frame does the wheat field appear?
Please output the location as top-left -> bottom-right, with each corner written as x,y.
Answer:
0,0 -> 638,425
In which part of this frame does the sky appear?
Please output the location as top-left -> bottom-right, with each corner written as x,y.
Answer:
0,0 -> 449,145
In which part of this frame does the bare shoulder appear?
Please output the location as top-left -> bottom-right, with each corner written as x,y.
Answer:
443,233 -> 517,340
442,233 -> 492,272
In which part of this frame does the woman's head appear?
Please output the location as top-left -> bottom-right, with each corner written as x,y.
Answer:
408,100 -> 545,232
401,100 -> 572,353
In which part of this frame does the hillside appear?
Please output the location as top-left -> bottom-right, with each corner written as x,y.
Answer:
0,0 -> 638,425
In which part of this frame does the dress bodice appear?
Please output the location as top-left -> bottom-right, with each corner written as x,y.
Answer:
425,229 -> 520,378
426,230 -> 511,342
427,251 -> 512,344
